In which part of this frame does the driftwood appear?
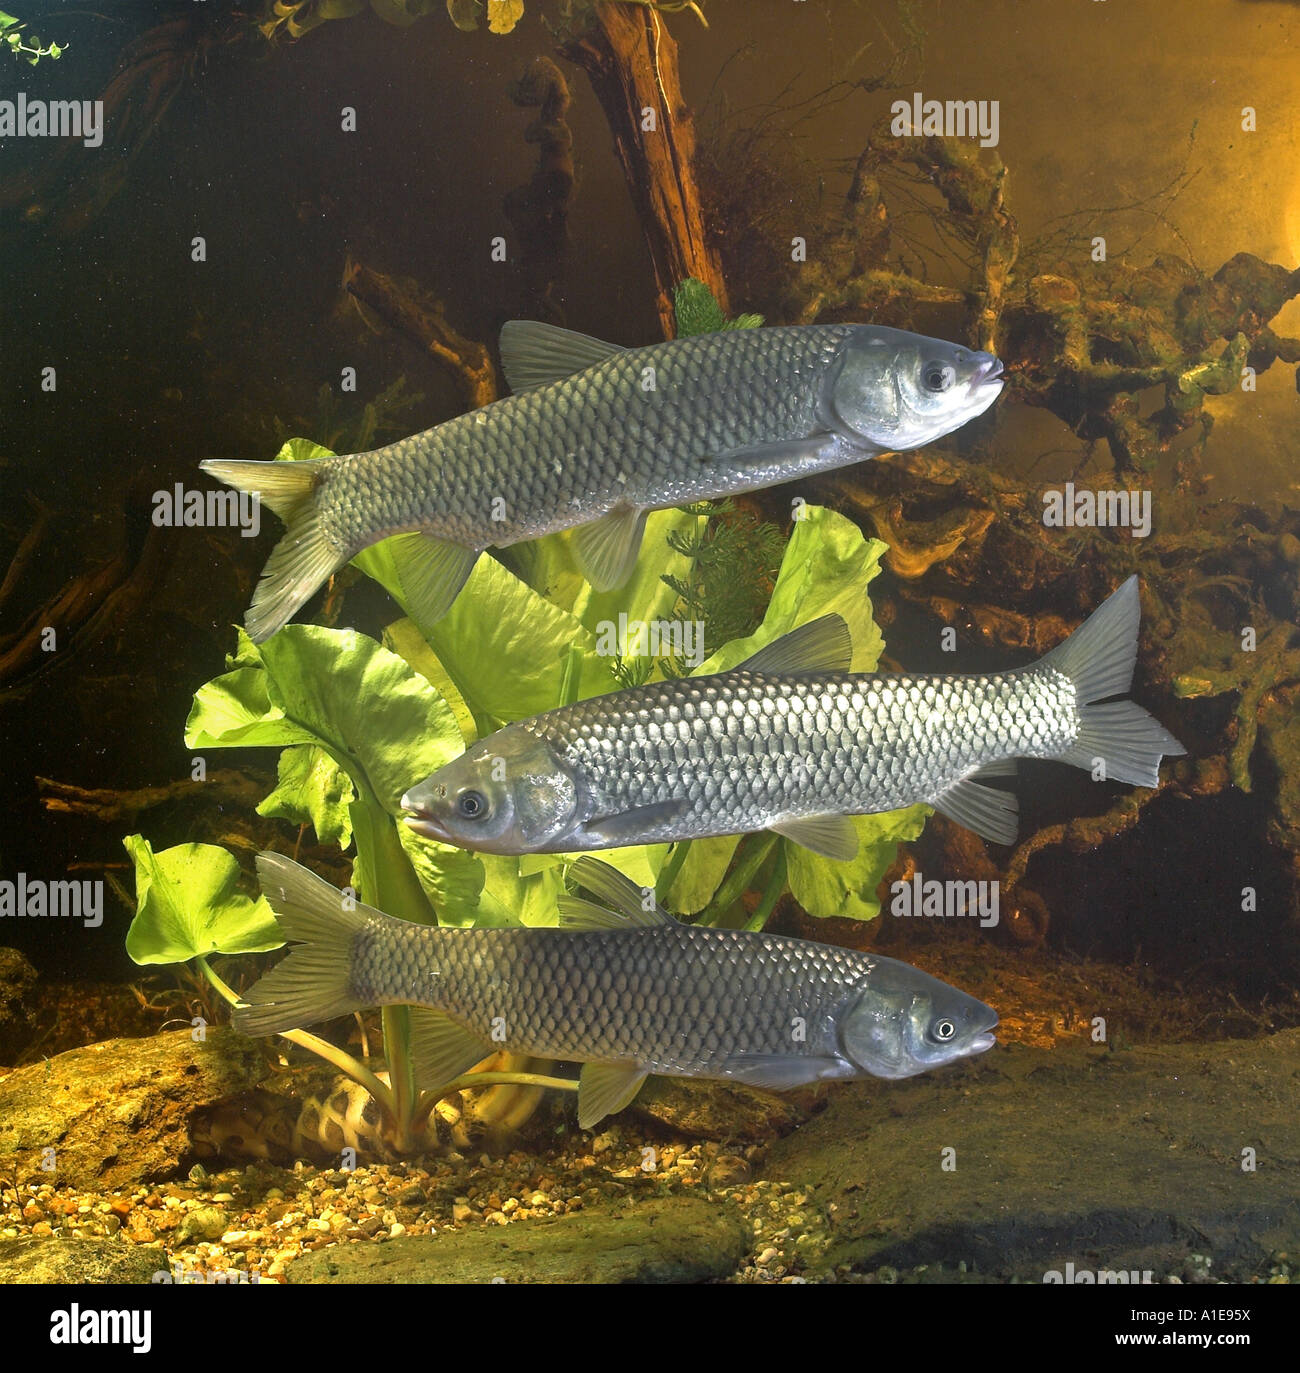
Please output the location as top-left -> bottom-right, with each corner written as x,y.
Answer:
341,257 -> 499,410
0,482 -> 171,691
559,4 -> 728,336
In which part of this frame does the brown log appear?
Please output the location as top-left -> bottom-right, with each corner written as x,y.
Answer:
560,4 -> 727,336
341,257 -> 498,410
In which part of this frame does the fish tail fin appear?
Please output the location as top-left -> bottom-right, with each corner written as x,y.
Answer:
200,458 -> 347,642
1038,576 -> 1186,788
232,852 -> 373,1037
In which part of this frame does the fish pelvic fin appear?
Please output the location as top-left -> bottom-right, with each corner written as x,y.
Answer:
232,852 -> 373,1037
1038,575 -> 1186,788
577,1062 -> 649,1130
200,457 -> 347,643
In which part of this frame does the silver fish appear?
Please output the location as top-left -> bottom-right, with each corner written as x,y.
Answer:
402,577 -> 1184,860
201,322 -> 1003,641
234,853 -> 998,1129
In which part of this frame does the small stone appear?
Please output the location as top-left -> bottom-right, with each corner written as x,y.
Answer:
485,1211 -> 507,1226
30,1221 -> 53,1238
756,1246 -> 779,1266
452,1202 -> 474,1224
178,1207 -> 228,1242
390,1222 -> 407,1237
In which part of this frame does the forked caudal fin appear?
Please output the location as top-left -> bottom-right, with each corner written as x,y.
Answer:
200,458 -> 348,643
1039,575 -> 1186,788
231,853 -> 372,1036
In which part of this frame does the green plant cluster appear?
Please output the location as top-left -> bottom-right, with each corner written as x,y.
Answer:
0,11 -> 64,64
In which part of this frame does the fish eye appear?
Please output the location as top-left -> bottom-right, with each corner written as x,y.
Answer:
457,789 -> 488,820
933,1019 -> 956,1042
923,362 -> 956,392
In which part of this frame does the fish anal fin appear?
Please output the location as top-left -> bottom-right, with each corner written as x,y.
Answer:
771,813 -> 859,861
577,1062 -> 649,1130
932,777 -> 1019,846
408,1009 -> 493,1089
390,532 -> 480,626
573,505 -> 647,592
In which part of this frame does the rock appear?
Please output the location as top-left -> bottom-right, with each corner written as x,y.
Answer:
629,1077 -> 807,1142
0,947 -> 38,1063
0,1028 -> 268,1189
704,1153 -> 751,1188
285,1197 -> 749,1284
762,1029 -> 1300,1282
0,1236 -> 168,1284
178,1206 -> 229,1242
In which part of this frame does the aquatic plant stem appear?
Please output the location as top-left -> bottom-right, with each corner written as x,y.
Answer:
193,956 -> 395,1116
655,838 -> 692,902
703,832 -> 777,928
744,845 -> 787,933
411,1070 -> 579,1133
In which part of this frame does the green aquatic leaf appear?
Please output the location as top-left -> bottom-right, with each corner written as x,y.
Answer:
0,15 -> 20,31
187,625 -> 464,816
123,836 -> 283,965
785,805 -> 931,920
256,744 -> 355,849
274,436 -> 335,464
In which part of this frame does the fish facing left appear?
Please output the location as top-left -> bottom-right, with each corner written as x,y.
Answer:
200,320 -> 1003,642
233,853 -> 999,1130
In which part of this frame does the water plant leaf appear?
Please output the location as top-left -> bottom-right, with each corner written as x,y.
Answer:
486,0 -> 522,34
785,804 -> 930,920
256,743 -> 355,849
444,0 -> 480,30
673,277 -> 763,337
123,836 -> 283,964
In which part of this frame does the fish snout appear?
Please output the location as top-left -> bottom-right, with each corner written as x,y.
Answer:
972,355 -> 1004,387
401,790 -> 452,843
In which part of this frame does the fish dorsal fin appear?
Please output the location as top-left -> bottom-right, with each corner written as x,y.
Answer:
932,777 -> 1019,846
577,1062 -> 649,1130
499,320 -> 627,393
390,532 -> 480,626
407,1008 -> 493,1090
565,856 -> 674,927
770,813 -> 859,861
572,504 -> 647,592
739,614 -> 853,676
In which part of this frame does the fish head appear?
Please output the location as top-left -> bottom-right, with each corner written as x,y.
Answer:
839,955 -> 998,1079
828,326 -> 1003,452
401,725 -> 583,854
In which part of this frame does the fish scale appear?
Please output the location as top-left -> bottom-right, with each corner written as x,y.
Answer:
318,326 -> 855,553
524,665 -> 1078,842
348,918 -> 869,1073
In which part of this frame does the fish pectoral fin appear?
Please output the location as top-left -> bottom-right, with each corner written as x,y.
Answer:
738,614 -> 853,675
972,758 -> 1016,780
573,504 -> 647,592
718,1054 -> 849,1092
577,1062 -> 649,1130
408,1009 -> 493,1089
932,777 -> 1019,846
582,798 -> 688,846
390,533 -> 480,626
770,813 -> 859,862
567,856 -> 675,926
498,320 -> 627,393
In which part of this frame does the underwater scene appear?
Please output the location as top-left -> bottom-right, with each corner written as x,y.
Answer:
0,0 -> 1297,1323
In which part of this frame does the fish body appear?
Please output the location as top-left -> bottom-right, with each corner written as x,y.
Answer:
403,577 -> 1185,858
235,854 -> 998,1128
201,322 -> 1003,641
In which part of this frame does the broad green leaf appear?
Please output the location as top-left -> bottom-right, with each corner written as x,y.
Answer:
383,616 -> 478,742
187,625 -> 464,817
445,0 -> 480,30
257,744 -> 355,848
353,540 -> 615,728
123,836 -> 282,964
786,805 -> 931,920
0,15 -> 20,31
661,835 -> 741,915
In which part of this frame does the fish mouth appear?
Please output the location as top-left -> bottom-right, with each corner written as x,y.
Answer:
969,1031 -> 997,1055
973,357 -> 1004,387
401,799 -> 451,843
